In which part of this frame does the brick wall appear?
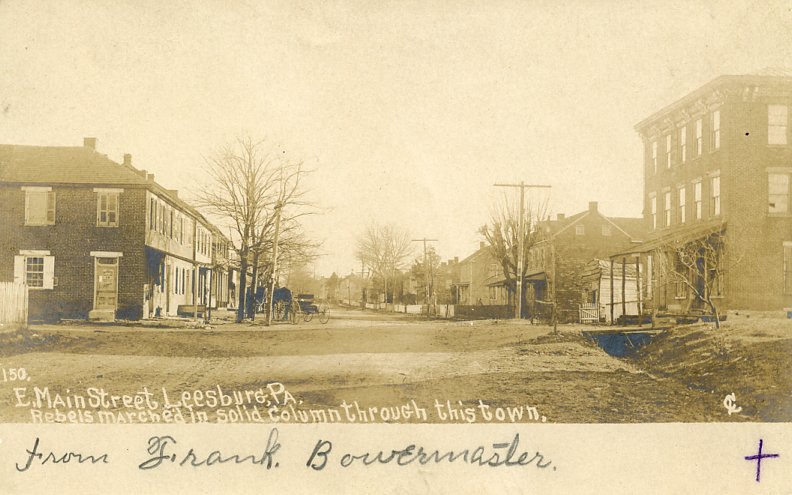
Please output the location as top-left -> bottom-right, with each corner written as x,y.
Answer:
0,185 -> 147,321
641,81 -> 792,312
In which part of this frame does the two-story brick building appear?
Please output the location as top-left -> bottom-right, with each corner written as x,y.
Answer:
618,70 -> 792,315
0,138 -> 233,322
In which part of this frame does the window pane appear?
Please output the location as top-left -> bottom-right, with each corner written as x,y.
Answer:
769,105 -> 788,125
769,105 -> 788,145
769,174 -> 789,194
26,257 -> 44,287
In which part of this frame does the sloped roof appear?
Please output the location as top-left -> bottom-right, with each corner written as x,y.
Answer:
541,208 -> 644,242
0,145 -> 148,185
610,220 -> 725,257
0,143 -> 226,240
752,67 -> 792,77
610,217 -> 646,241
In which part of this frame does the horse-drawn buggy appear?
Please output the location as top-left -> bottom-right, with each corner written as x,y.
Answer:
265,287 -> 329,324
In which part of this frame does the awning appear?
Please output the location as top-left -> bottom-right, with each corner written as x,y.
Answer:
610,220 -> 725,257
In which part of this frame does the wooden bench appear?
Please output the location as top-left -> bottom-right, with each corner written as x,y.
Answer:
177,305 -> 206,318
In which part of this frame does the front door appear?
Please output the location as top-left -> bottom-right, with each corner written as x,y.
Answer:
94,257 -> 119,310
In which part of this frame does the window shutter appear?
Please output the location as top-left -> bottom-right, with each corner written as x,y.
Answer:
24,193 -> 29,224
43,256 -> 55,289
13,256 -> 25,284
47,192 -> 56,224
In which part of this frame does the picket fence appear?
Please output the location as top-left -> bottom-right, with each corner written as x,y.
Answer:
0,282 -> 28,324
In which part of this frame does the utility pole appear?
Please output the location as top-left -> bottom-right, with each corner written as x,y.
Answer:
493,182 -> 551,320
411,238 -> 438,314
358,262 -> 369,309
266,201 -> 283,326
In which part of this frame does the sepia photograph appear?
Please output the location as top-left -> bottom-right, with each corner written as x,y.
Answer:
1,1 -> 792,493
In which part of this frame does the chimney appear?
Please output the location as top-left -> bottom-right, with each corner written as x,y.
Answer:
589,201 -> 598,213
480,241 -> 485,250
146,173 -> 155,182
454,257 -> 459,264
83,137 -> 97,150
123,153 -> 132,166
135,169 -> 148,178
557,213 -> 566,221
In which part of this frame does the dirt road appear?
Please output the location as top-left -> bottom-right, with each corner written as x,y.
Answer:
0,308 -> 765,423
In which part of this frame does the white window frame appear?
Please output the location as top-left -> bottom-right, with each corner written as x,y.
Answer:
651,140 -> 658,174
679,126 -> 687,163
649,193 -> 657,230
95,188 -> 122,227
693,180 -> 702,220
601,225 -> 612,236
768,168 -> 792,214
710,174 -> 721,217
768,104 -> 788,145
23,186 -> 55,226
575,224 -> 585,236
14,250 -> 55,290
695,118 -> 703,156
665,134 -> 672,168
711,110 -> 721,150
663,190 -> 672,228
678,185 -> 686,224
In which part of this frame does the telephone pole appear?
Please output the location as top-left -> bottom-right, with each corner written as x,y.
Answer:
266,201 -> 283,326
493,182 -> 551,320
411,238 -> 438,312
358,262 -> 369,308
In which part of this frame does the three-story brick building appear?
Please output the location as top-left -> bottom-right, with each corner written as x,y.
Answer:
621,70 -> 792,314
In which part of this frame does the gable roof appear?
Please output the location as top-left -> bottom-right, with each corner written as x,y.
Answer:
545,210 -> 644,241
0,145 -> 148,186
0,143 -> 225,239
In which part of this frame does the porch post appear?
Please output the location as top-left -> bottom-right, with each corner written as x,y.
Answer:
609,258 -> 614,324
636,255 -> 642,327
621,256 -> 627,325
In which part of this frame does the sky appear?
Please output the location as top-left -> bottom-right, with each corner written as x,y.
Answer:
2,0 -> 792,277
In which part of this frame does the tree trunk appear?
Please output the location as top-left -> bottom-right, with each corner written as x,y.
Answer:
236,256 -> 248,323
248,251 -> 260,320
708,299 -> 721,330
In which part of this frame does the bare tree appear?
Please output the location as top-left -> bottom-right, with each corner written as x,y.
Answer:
410,246 -> 441,305
478,197 -> 548,317
652,226 -> 737,330
355,223 -> 413,304
194,137 -> 315,322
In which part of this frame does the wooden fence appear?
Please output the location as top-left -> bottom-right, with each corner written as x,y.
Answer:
579,302 -> 600,323
0,282 -> 28,324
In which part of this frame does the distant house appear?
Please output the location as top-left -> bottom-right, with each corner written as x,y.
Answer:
451,242 -> 510,306
524,201 -> 645,323
0,138 -> 233,322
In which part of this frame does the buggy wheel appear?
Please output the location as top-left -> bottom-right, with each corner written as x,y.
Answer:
319,310 -> 329,324
303,312 -> 313,322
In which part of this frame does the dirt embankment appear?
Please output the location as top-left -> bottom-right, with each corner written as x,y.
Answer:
630,316 -> 792,421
